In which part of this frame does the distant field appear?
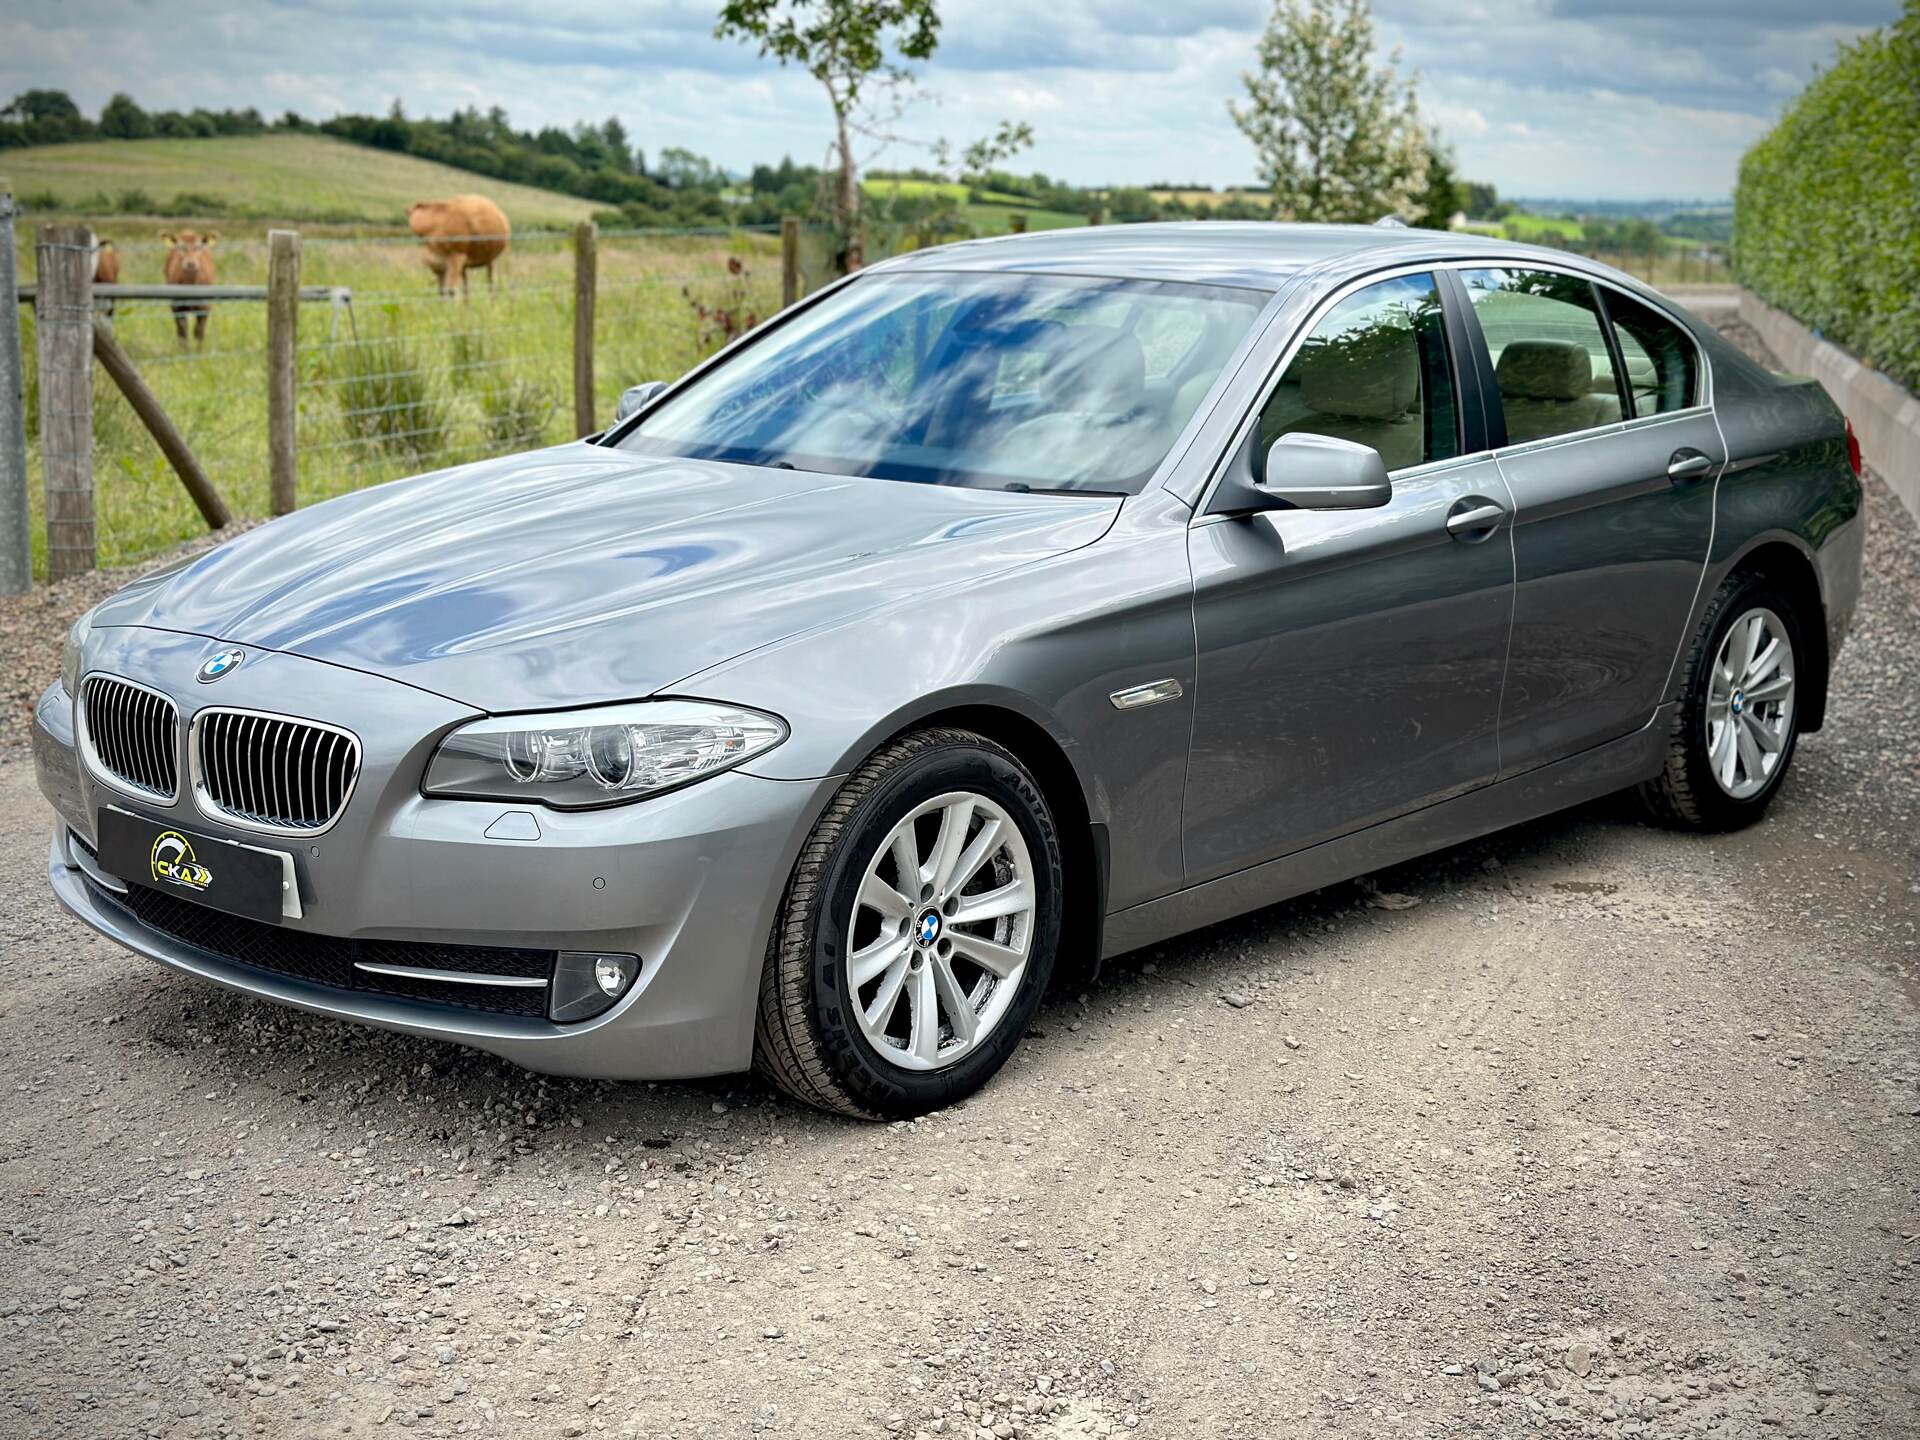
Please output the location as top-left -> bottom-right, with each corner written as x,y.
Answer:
1,134 -> 603,228
1500,211 -> 1585,241
1150,189 -> 1266,209
862,178 -> 969,203
962,204 -> 1084,234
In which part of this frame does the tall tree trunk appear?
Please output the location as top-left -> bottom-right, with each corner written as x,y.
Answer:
833,99 -> 863,272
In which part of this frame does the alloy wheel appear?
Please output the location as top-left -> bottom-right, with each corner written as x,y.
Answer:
1705,605 -> 1796,800
846,790 -> 1035,1072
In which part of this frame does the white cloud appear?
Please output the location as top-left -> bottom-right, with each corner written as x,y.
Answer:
0,0 -> 1901,199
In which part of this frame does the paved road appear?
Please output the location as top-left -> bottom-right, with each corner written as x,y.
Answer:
2,492 -> 1916,1436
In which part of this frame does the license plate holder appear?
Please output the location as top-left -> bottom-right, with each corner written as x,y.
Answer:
94,807 -> 300,924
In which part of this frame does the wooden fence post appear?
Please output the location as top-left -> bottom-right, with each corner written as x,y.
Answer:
781,216 -> 801,309
266,229 -> 300,516
36,223 -> 94,580
0,183 -> 29,595
1009,212 -> 1028,234
572,221 -> 597,438
92,318 -> 230,531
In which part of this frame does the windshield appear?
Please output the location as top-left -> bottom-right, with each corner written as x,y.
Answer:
617,270 -> 1268,493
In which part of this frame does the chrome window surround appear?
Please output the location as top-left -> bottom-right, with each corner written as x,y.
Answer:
1191,256 -> 1715,519
75,672 -> 181,805
187,706 -> 364,838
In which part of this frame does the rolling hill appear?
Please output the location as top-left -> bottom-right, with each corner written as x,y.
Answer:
2,133 -> 603,229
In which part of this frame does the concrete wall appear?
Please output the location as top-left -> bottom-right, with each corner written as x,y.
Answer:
1739,290 -> 1920,524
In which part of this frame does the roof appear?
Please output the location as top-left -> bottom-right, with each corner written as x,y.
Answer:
877,220 -> 1540,292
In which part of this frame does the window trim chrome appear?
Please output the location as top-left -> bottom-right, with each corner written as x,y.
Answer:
188,705 -> 364,839
76,671 -> 182,806
1191,253 -> 1718,521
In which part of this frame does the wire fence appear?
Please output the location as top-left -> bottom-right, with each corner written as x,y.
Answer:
11,224 -> 794,576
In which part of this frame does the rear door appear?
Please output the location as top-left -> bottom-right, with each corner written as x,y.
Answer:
1183,269 -> 1516,883
1454,266 -> 1721,775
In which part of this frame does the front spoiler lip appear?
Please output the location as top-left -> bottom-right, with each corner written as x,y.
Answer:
50,833 -> 576,1050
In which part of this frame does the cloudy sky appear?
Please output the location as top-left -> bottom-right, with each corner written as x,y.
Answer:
2,0 -> 1901,200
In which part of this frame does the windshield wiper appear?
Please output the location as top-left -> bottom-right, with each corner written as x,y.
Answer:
1001,483 -> 1127,498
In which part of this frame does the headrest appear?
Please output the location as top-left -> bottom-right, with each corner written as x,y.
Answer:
1496,339 -> 1592,402
1042,327 -> 1146,416
1301,339 -> 1417,420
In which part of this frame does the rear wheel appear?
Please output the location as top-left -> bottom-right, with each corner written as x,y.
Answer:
1639,570 -> 1807,830
754,728 -> 1063,1119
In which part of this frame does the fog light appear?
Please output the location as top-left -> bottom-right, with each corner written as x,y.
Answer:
550,950 -> 641,1023
594,954 -> 636,996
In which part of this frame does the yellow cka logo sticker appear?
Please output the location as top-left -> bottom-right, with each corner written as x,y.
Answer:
150,831 -> 213,892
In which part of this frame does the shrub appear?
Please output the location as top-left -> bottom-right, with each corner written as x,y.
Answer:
1733,4 -> 1920,391
480,378 -> 556,449
330,336 -> 449,461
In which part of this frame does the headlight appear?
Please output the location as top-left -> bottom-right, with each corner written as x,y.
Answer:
60,609 -> 94,696
422,700 -> 787,809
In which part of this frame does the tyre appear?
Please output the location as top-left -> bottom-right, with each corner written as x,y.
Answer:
1638,569 -> 1807,831
754,728 -> 1064,1119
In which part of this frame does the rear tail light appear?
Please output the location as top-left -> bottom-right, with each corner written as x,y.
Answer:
1845,417 -> 1863,478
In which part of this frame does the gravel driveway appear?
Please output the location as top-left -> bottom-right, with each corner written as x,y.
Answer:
2,326 -> 1916,1440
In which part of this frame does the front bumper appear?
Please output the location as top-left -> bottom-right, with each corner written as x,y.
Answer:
32,635 -> 836,1080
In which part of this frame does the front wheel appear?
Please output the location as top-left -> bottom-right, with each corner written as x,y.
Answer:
754,728 -> 1063,1119
1638,570 -> 1807,831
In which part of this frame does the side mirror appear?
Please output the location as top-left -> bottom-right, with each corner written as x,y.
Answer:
1258,432 -> 1393,509
614,380 -> 670,424
1209,431 -> 1394,516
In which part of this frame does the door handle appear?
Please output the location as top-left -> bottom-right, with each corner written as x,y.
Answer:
1445,500 -> 1506,539
1667,449 -> 1715,484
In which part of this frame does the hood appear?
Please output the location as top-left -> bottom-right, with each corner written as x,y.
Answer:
95,444 -> 1121,709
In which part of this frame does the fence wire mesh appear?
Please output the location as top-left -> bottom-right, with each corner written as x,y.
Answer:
13,223 -> 796,577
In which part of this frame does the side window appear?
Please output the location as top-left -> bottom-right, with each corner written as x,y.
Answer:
1599,287 -> 1699,416
1460,268 -> 1623,445
1258,272 -> 1458,473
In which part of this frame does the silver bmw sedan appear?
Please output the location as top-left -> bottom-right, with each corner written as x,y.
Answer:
34,223 -> 1864,1119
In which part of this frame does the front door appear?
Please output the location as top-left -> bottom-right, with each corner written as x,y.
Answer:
1455,267 -> 1721,775
1184,271 -> 1515,884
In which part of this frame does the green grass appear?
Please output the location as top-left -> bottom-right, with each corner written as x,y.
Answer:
961,204 -> 1086,234
1,133 -> 603,227
16,228 -> 784,577
861,178 -> 969,203
1499,211 -> 1585,242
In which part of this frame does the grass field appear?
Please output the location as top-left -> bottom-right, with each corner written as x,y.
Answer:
14,226 -> 784,576
1498,211 -> 1585,241
1,134 -> 603,228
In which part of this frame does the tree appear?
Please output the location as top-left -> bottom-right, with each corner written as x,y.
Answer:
99,93 -> 154,140
1463,179 -> 1508,221
961,120 -> 1033,179
716,0 -> 940,265
1229,0 -> 1428,223
1415,139 -> 1462,230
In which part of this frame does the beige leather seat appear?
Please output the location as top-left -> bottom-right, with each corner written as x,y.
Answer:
982,327 -> 1171,484
1495,339 -> 1620,443
1266,339 -> 1424,471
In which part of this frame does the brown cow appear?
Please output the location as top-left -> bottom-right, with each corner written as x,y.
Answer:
161,230 -> 218,347
92,237 -> 119,320
408,195 -> 510,297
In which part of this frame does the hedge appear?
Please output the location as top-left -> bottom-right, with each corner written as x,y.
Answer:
1733,3 -> 1920,393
